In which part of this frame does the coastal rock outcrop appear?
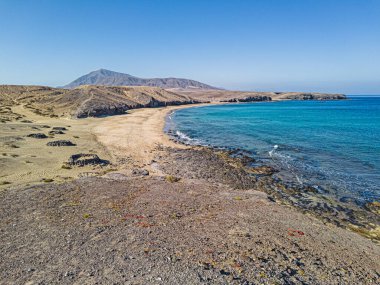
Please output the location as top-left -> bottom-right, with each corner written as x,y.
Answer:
68,153 -> 109,167
221,96 -> 272,103
47,140 -> 76,146
48,130 -> 65,135
27,133 -> 47,139
52,127 -> 67,131
281,93 -> 346,100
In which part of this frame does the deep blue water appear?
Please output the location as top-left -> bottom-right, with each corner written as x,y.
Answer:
167,96 -> 380,204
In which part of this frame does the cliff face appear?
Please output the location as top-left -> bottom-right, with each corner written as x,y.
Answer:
272,92 -> 346,101
221,96 -> 272,103
170,89 -> 346,102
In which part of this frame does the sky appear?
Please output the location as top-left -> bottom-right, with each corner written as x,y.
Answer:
0,0 -> 379,94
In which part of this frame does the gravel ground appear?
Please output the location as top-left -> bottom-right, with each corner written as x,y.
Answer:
1,172 -> 379,284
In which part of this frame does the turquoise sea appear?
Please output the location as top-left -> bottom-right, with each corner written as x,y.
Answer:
166,96 -> 380,204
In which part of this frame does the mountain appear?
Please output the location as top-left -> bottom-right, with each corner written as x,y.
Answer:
63,69 -> 220,90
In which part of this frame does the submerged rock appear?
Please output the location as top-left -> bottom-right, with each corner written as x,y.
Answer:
250,165 -> 277,175
68,153 -> 109,167
47,140 -> 76,147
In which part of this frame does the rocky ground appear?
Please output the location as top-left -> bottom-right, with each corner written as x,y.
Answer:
1,145 -> 379,284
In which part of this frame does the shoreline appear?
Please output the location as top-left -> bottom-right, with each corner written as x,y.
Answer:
1,102 -> 380,284
93,103 -> 380,242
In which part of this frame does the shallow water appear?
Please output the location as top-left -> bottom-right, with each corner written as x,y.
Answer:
166,96 -> 380,204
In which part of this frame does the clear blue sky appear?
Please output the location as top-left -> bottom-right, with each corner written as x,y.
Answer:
0,0 -> 379,94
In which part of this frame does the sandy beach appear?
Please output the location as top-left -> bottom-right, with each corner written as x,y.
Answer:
93,105 -> 193,172
1,104 -> 379,284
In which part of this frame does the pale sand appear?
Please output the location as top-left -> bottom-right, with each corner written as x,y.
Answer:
0,105 -> 112,188
0,104 -> 200,188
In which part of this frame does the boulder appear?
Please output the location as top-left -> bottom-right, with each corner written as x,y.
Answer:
27,133 -> 47,139
131,168 -> 149,176
68,153 -> 109,167
52,127 -> 67,131
49,130 -> 65,135
47,140 -> 76,146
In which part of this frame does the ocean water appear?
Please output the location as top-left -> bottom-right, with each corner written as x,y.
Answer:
166,96 -> 380,204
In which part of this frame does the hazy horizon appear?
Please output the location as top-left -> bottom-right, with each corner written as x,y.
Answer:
0,0 -> 379,94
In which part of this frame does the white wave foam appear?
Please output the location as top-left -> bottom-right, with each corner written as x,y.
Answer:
296,175 -> 303,184
268,144 -> 279,157
175,130 -> 201,145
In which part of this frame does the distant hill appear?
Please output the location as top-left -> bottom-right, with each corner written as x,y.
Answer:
0,85 -> 197,118
63,69 -> 220,90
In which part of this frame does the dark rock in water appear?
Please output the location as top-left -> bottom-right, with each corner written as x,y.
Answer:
52,127 -> 67,131
250,165 -> 277,175
27,133 -> 47,139
339,197 -> 357,204
68,153 -> 109,167
49,130 -> 65,135
47,140 -> 76,147
132,168 -> 149,176
227,149 -> 256,165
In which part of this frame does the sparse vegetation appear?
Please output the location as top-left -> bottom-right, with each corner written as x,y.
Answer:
63,201 -> 81,207
42,178 -> 54,183
83,213 -> 91,219
165,175 -> 180,183
0,181 -> 11,185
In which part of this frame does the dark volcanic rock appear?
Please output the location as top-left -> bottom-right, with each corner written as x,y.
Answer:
52,127 -> 67,131
27,133 -> 47,139
74,98 -> 197,118
221,96 -> 272,103
131,168 -> 149,176
47,140 -> 76,147
48,130 -> 65,135
68,153 -> 109,167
